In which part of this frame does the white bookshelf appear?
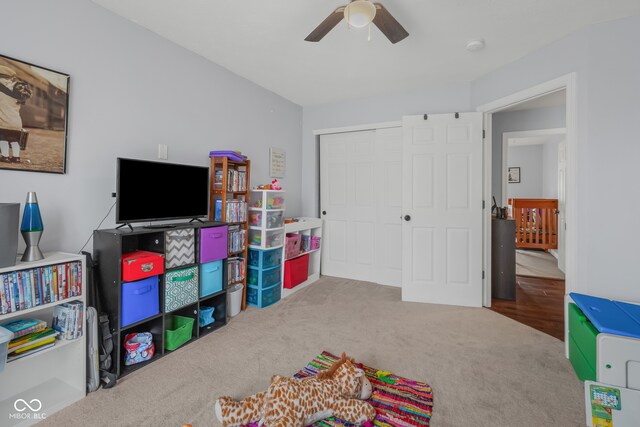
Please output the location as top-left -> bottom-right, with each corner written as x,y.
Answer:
0,252 -> 86,426
282,218 -> 322,298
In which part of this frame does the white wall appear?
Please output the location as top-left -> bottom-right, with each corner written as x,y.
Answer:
542,140 -> 560,199
506,145 -> 543,199
472,14 -> 640,301
492,106 -> 565,200
301,83 -> 471,217
0,0 -> 302,254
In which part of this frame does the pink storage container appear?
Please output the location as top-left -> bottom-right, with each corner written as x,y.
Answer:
285,233 -> 301,259
310,236 -> 321,250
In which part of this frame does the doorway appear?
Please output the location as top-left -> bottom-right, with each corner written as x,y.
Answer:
478,76 -> 576,342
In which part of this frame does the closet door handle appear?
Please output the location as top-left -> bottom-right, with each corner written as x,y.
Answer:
322,211 -> 327,215
404,215 -> 411,221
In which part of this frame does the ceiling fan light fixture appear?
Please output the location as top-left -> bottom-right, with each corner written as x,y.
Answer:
344,0 -> 377,28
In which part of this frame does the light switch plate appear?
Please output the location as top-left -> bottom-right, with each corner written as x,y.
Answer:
158,144 -> 168,160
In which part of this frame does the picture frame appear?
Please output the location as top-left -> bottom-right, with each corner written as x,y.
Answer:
508,167 -> 521,183
0,53 -> 70,174
269,147 -> 286,178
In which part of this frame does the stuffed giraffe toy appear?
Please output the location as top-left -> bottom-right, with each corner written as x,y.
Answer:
215,353 -> 376,427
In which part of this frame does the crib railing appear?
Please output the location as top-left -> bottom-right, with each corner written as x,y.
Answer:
508,198 -> 558,251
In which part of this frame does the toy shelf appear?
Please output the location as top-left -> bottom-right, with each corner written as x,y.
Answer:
93,222 -> 230,379
281,218 -> 323,299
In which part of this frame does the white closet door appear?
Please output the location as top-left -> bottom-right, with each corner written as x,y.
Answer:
320,131 -> 378,282
374,127 -> 403,287
401,113 -> 483,307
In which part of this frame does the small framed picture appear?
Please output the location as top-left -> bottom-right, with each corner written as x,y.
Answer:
508,167 -> 520,183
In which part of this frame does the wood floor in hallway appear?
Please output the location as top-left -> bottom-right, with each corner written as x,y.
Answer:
490,276 -> 566,340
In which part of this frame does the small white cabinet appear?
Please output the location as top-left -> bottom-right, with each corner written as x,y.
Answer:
281,217 -> 323,298
0,252 -> 86,426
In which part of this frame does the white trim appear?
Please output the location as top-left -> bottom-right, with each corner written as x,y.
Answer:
501,128 -> 567,205
477,72 -> 578,308
477,75 -> 570,113
313,120 -> 401,136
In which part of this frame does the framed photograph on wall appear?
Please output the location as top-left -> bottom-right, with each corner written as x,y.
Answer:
508,167 -> 521,183
0,53 -> 70,174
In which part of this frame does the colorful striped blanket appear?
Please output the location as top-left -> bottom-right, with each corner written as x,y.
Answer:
247,351 -> 433,427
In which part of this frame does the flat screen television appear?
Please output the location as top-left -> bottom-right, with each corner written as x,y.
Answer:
116,158 -> 209,224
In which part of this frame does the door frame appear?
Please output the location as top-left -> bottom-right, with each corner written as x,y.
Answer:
502,128 -> 567,205
476,73 -> 578,307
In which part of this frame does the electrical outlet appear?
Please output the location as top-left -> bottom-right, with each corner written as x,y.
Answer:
158,144 -> 168,160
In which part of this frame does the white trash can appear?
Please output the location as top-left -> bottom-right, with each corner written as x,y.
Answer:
0,326 -> 14,372
227,284 -> 244,318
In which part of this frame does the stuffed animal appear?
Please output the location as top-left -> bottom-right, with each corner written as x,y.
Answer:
270,179 -> 282,190
215,353 -> 375,427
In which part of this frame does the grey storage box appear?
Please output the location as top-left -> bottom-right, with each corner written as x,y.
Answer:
165,228 -> 195,269
0,203 -> 19,268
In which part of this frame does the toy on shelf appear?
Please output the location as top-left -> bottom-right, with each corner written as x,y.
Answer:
214,353 -> 375,427
123,332 -> 154,366
255,179 -> 282,191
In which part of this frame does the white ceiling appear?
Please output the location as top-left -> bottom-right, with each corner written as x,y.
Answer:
92,0 -> 640,106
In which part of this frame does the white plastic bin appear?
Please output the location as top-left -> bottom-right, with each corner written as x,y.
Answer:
0,326 -> 14,372
227,284 -> 244,318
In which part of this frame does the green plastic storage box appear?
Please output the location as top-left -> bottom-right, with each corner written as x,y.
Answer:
568,303 -> 598,381
164,315 -> 194,351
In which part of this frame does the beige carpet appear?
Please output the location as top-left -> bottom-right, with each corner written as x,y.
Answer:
516,249 -> 565,280
41,277 -> 584,427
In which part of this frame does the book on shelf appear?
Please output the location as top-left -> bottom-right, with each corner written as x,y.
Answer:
7,342 -> 56,362
228,225 -> 246,253
0,261 -> 82,315
2,321 -> 60,362
227,257 -> 246,284
226,168 -> 247,192
52,301 -> 84,340
225,200 -> 247,223
8,327 -> 58,352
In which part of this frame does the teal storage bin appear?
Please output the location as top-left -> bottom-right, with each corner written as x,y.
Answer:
246,282 -> 281,308
200,260 -> 223,297
248,247 -> 282,269
247,265 -> 281,289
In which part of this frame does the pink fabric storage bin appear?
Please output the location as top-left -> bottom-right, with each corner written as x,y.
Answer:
285,233 -> 301,259
310,236 -> 321,250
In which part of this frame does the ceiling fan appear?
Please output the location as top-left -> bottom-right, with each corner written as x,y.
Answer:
305,0 -> 409,44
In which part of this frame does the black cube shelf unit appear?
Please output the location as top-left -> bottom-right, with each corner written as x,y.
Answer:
93,221 -> 229,378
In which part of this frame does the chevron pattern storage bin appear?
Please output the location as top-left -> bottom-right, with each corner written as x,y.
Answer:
164,266 -> 198,312
165,229 -> 195,269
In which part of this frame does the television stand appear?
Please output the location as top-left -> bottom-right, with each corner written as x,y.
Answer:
189,218 -> 205,224
143,224 -> 176,229
115,223 -> 133,231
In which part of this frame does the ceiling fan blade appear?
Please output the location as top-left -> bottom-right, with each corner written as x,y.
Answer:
372,3 -> 409,44
305,7 -> 345,42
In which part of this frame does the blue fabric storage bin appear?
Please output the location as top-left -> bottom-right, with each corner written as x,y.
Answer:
121,276 -> 160,327
200,260 -> 223,297
199,306 -> 215,327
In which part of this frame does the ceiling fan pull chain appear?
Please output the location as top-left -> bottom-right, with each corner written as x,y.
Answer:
368,22 -> 371,41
